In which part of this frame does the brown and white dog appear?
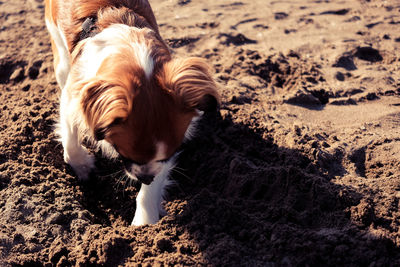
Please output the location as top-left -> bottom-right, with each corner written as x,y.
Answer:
45,0 -> 219,226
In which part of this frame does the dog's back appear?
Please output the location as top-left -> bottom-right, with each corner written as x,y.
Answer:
45,0 -> 159,52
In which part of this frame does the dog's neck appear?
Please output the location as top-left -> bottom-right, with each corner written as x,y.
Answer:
66,5 -> 162,54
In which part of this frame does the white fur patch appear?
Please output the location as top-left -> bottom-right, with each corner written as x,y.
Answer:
132,157 -> 174,226
45,20 -> 70,88
58,90 -> 95,180
78,36 -> 119,81
130,41 -> 154,79
77,24 -> 154,81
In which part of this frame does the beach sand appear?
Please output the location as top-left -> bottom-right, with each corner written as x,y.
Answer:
1,0 -> 400,265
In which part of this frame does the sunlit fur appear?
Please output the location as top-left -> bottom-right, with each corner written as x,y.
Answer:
45,0 -> 219,226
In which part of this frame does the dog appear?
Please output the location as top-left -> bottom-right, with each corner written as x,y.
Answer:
45,0 -> 219,226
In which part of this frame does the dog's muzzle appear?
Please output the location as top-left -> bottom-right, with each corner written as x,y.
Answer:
136,174 -> 154,185
121,157 -> 155,185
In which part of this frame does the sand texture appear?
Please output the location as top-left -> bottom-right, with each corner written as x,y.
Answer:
1,0 -> 400,265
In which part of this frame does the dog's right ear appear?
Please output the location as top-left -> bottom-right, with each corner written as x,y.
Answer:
158,57 -> 220,112
80,79 -> 133,140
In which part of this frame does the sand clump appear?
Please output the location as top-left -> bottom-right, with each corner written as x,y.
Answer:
1,0 -> 400,265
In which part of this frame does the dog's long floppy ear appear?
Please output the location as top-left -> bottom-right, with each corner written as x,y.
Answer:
159,57 -> 220,112
80,79 -> 133,140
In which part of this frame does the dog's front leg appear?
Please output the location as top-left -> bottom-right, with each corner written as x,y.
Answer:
132,173 -> 169,226
58,92 -> 95,180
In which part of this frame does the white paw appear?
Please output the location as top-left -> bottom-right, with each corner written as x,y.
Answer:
64,147 -> 95,180
131,175 -> 169,226
131,206 -> 159,226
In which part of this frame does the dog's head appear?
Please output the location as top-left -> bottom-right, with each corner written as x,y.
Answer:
72,25 -> 219,184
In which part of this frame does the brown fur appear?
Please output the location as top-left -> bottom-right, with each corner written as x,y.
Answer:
47,0 -> 160,52
159,57 -> 221,111
46,0 -> 220,164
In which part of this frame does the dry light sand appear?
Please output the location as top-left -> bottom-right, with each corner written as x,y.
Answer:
1,0 -> 400,265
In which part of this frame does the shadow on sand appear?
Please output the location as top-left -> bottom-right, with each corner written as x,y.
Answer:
79,111 -> 400,266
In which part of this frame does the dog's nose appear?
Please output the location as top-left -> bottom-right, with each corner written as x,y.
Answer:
136,174 -> 154,185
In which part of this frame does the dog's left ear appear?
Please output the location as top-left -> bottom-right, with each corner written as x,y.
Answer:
159,57 -> 220,112
80,79 -> 133,140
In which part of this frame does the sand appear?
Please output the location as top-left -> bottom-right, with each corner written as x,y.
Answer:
1,0 -> 400,265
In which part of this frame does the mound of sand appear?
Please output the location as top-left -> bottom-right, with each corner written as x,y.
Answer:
1,0 -> 400,265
